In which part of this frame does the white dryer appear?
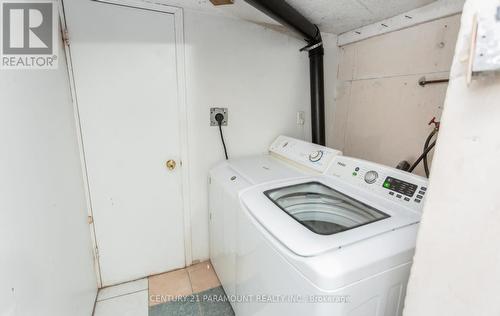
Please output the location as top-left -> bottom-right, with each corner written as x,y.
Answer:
209,136 -> 428,316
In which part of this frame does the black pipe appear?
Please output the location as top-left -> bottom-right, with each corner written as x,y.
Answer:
309,48 -> 325,145
243,0 -> 325,145
243,0 -> 320,41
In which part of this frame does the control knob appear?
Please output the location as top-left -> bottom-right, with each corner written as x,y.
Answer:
309,150 -> 324,162
364,170 -> 378,184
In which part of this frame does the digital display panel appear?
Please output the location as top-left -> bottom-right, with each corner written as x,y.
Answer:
382,177 -> 417,197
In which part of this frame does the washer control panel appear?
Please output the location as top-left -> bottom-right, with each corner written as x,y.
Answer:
269,136 -> 342,173
327,156 -> 429,212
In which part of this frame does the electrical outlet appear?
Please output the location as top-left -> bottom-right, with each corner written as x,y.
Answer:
210,107 -> 228,126
297,111 -> 305,126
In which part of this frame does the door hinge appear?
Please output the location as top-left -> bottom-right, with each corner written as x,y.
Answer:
87,215 -> 94,224
63,29 -> 70,46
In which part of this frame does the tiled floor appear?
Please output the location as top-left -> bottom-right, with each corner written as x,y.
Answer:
93,261 -> 234,316
149,286 -> 234,316
94,278 -> 149,316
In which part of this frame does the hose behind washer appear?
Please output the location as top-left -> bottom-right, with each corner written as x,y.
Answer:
423,129 -> 437,177
408,140 -> 436,175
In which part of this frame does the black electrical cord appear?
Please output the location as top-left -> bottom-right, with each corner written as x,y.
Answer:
408,140 -> 436,174
215,113 -> 228,160
423,129 -> 437,177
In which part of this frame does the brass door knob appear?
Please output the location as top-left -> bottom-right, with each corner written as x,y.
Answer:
166,159 -> 176,170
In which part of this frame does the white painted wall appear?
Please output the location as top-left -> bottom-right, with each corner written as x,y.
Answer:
183,10 -> 338,261
0,32 -> 97,315
329,14 -> 461,176
404,0 -> 500,314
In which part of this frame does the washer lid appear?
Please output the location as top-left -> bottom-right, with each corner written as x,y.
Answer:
239,176 -> 422,257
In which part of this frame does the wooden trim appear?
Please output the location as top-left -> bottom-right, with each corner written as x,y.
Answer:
58,0 -> 104,288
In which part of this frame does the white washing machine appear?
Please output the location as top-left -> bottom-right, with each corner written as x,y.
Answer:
209,136 -> 428,316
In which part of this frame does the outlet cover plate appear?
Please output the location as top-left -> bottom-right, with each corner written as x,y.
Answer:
210,107 -> 228,126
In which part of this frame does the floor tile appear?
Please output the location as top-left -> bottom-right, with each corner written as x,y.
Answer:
97,278 -> 148,301
198,287 -> 234,316
149,268 -> 192,306
187,261 -> 221,293
149,298 -> 202,316
149,286 -> 234,316
94,290 -> 148,316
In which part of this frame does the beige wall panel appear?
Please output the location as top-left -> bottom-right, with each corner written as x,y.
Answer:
351,14 -> 461,80
330,14 -> 461,177
328,81 -> 352,151
343,73 -> 447,175
324,33 -> 340,149
338,44 -> 356,81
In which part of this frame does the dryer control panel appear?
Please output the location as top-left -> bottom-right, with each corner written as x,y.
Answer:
269,136 -> 342,174
327,156 -> 429,212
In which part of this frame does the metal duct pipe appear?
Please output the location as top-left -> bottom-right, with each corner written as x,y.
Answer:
309,48 -> 325,145
244,0 -> 326,145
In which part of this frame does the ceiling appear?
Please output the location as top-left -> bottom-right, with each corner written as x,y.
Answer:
284,0 -> 437,33
155,0 -> 439,34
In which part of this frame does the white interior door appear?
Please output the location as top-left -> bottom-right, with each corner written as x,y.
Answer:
66,0 -> 185,286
